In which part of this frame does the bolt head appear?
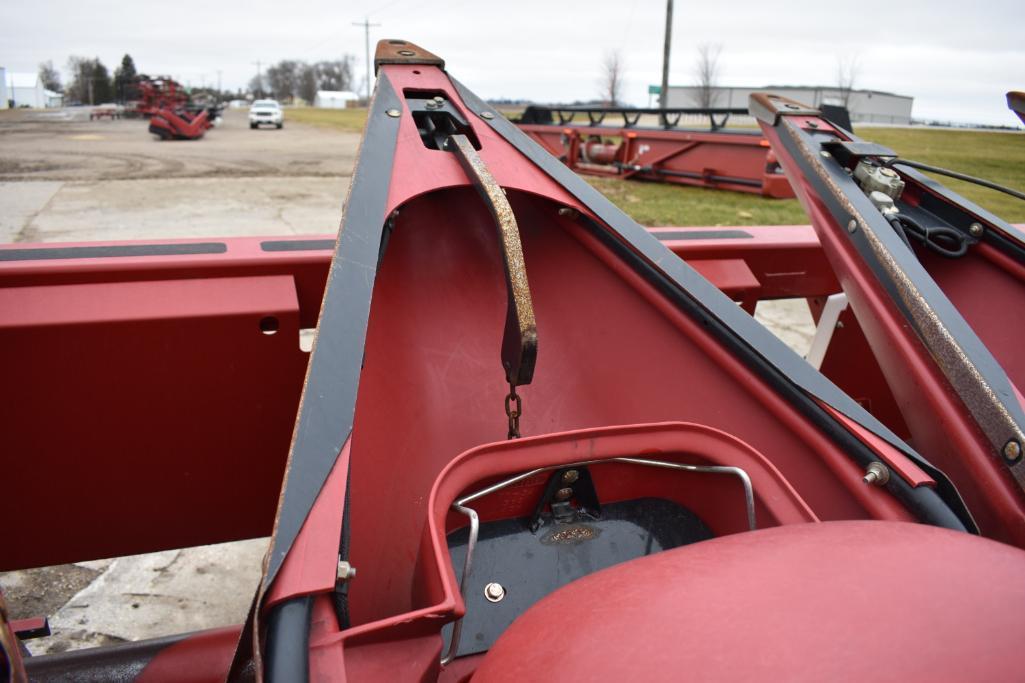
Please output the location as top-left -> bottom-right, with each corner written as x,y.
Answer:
386,108 -> 401,118
561,469 -> 580,484
556,487 -> 573,501
336,561 -> 356,581
847,219 -> 858,233
969,222 -> 984,237
820,151 -> 832,158
1003,440 -> 1022,463
863,461 -> 890,486
879,167 -> 897,177
480,111 -> 495,120
484,582 -> 506,602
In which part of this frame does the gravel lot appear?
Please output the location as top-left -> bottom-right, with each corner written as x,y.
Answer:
0,105 -> 813,658
0,108 -> 357,244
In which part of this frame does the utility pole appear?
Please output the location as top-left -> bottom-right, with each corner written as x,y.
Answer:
217,70 -> 222,94
660,0 -> 673,111
352,17 -> 381,104
252,60 -> 262,97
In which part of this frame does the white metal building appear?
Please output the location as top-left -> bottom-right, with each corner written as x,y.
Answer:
6,72 -> 52,108
314,90 -> 359,108
664,85 -> 914,125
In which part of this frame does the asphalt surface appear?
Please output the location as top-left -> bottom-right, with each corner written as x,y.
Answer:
0,106 -> 814,657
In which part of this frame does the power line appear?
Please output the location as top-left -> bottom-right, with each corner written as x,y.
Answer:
352,17 -> 381,103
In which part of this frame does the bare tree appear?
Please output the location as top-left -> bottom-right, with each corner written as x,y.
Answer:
836,54 -> 860,108
38,61 -> 62,92
693,43 -> 722,108
599,50 -> 624,106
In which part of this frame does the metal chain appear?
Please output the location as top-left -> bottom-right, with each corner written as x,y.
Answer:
504,384 -> 522,439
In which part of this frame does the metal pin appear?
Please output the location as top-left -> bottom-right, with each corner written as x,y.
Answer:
386,109 -> 401,118
863,461 -> 890,486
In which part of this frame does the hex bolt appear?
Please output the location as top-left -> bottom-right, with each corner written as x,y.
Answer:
337,560 -> 357,581
561,469 -> 579,484
555,487 -> 574,501
847,219 -> 858,233
386,109 -> 401,118
484,582 -> 506,603
480,111 -> 495,120
969,222 -> 984,238
863,461 -> 890,486
1003,440 -> 1023,463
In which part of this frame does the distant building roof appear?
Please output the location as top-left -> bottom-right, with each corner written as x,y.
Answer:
8,72 -> 39,88
666,84 -> 911,100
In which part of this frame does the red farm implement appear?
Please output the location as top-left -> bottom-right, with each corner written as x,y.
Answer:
130,75 -> 189,118
516,105 -> 794,198
3,40 -> 1025,682
148,106 -> 218,140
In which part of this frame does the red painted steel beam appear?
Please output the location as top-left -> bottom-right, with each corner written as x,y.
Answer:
517,123 -> 795,198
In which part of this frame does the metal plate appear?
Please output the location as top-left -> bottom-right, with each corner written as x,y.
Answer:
442,497 -> 713,657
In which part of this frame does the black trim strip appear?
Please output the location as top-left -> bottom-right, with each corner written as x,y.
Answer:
0,242 -> 227,262
261,240 -> 337,252
655,229 -> 754,241
263,73 -> 402,592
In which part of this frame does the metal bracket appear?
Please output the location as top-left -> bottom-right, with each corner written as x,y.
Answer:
447,133 -> 538,387
806,293 -> 850,370
373,39 -> 445,74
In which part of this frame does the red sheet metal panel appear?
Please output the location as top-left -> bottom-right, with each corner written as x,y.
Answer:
0,275 -> 307,569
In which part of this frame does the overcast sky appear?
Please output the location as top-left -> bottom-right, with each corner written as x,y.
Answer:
3,0 -> 1023,125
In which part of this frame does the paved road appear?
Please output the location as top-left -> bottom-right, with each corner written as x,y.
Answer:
0,105 -> 813,657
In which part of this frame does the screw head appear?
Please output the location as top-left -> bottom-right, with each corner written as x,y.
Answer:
484,582 -> 506,602
555,487 -> 573,501
480,111 -> 495,120
847,219 -> 858,233
820,150 -> 832,158
969,222 -> 984,237
386,108 -> 401,118
561,469 -> 579,484
1003,440 -> 1023,463
397,50 -> 416,56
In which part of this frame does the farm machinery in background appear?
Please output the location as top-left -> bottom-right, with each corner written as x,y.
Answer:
124,75 -> 222,140
515,104 -> 796,198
